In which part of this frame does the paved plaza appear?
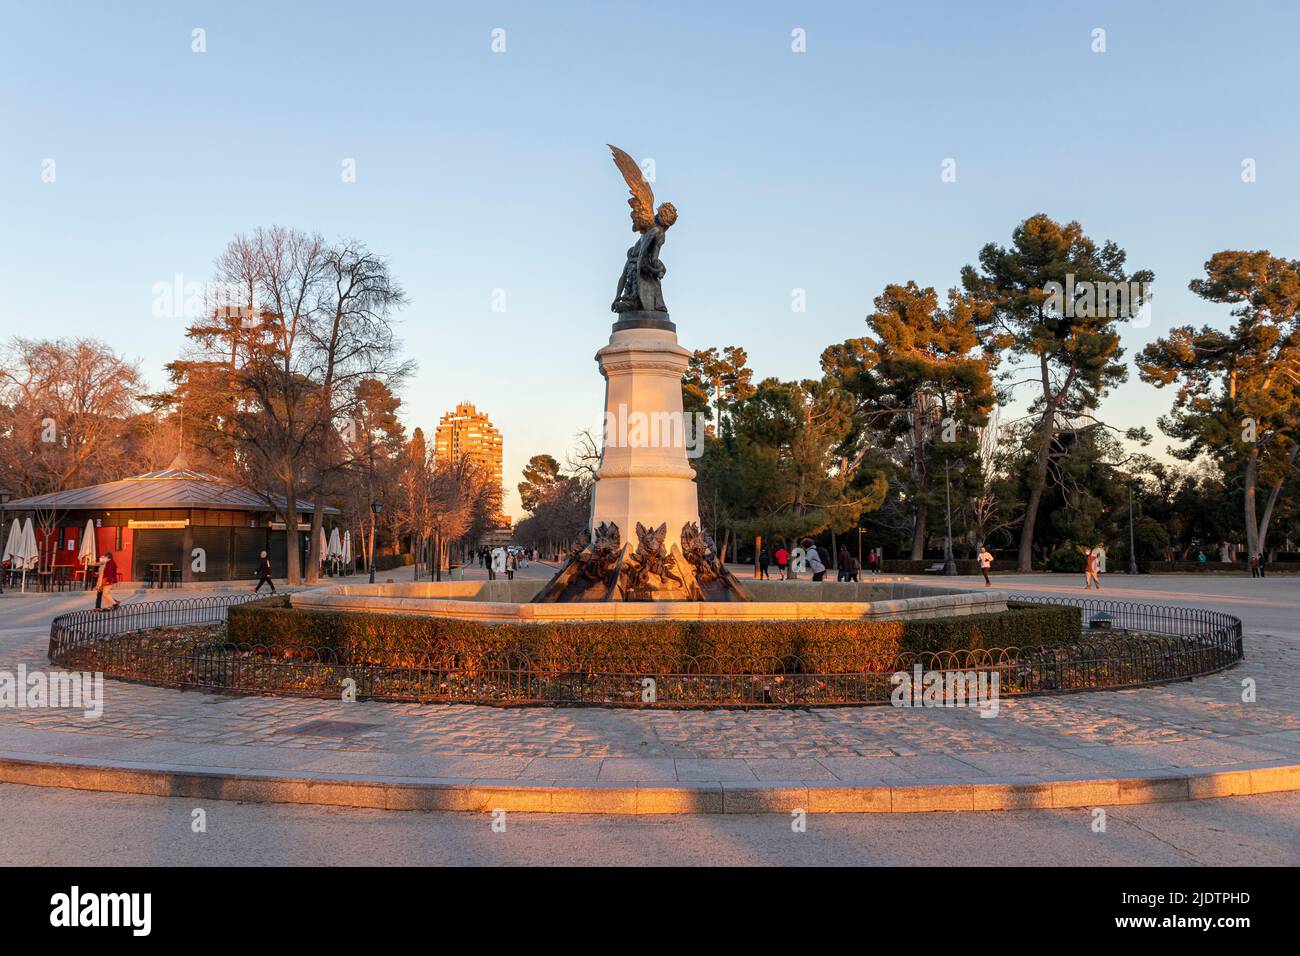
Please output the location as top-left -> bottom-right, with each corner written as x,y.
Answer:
3,782 -> 1296,866
1,571 -> 1298,814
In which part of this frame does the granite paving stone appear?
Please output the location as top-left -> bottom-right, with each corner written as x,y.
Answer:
4,577 -> 1299,789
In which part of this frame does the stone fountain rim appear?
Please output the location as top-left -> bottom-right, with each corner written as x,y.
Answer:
289,579 -> 1010,624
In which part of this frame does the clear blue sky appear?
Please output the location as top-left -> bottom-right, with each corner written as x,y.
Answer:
3,1 -> 1298,516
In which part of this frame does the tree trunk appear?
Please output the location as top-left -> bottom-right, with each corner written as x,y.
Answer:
909,504 -> 927,560
1018,354 -> 1058,573
307,499 -> 324,584
1259,477 -> 1280,556
284,487 -> 301,585
1018,478 -> 1046,572
1243,450 -> 1260,557
1257,445 -> 1298,554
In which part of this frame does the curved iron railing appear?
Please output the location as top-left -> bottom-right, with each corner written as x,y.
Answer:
48,592 -> 1244,708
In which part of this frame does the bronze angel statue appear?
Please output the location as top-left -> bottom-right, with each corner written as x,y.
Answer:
608,144 -> 677,314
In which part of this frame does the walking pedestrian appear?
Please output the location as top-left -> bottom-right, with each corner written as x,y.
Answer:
978,546 -> 993,587
868,548 -> 880,576
97,551 -> 120,610
758,546 -> 771,579
254,550 -> 276,593
92,553 -> 107,610
805,538 -> 826,582
837,544 -> 852,582
1083,549 -> 1101,590
774,544 -> 789,580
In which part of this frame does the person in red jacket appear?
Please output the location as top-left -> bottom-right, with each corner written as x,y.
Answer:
97,551 -> 120,610
774,545 -> 790,580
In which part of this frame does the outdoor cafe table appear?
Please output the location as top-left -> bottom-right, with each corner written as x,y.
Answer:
149,563 -> 174,588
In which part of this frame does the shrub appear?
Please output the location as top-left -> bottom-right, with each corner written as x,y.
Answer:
227,598 -> 1080,673
374,553 -> 414,572
1046,544 -> 1086,573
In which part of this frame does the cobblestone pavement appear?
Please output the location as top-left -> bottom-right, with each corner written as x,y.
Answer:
1,575 -> 1298,783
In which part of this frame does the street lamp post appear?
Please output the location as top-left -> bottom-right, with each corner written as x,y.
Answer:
368,500 -> 381,584
1127,483 -> 1139,575
857,526 -> 865,573
433,527 -> 442,582
1094,458 -> 1140,575
942,459 -> 957,576
0,490 -> 10,594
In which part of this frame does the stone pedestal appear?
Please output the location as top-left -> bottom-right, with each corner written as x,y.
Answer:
590,313 -> 700,555
532,312 -> 747,602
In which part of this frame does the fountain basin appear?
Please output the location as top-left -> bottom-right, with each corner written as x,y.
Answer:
289,578 -> 1008,623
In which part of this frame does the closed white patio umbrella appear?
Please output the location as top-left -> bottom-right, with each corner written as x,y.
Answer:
318,525 -> 329,567
2,518 -> 20,564
325,527 -> 342,575
2,519 -> 20,586
77,518 -> 97,566
77,519 -> 97,588
15,517 -> 39,592
341,531 -> 353,573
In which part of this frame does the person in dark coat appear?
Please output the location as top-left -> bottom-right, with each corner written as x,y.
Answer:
758,547 -> 771,579
254,550 -> 276,593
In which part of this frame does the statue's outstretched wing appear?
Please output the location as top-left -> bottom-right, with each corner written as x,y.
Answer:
608,144 -> 654,230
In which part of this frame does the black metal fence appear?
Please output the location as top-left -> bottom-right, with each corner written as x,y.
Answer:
47,592 -> 1244,708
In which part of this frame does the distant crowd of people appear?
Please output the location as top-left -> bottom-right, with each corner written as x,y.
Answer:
478,545 -> 536,580
1196,550 -> 1269,577
753,542 -> 1004,587
756,540 -> 884,582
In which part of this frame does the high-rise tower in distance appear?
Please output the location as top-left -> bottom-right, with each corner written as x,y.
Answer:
433,402 -> 508,524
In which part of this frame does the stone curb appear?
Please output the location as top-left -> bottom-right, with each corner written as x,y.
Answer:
2,751 -> 1297,814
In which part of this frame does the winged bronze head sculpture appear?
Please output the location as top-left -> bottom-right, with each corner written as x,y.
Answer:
608,144 -> 677,315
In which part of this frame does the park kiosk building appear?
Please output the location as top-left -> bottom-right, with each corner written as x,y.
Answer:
3,454 -> 338,583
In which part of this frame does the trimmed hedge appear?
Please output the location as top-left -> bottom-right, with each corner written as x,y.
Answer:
227,598 -> 1080,673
